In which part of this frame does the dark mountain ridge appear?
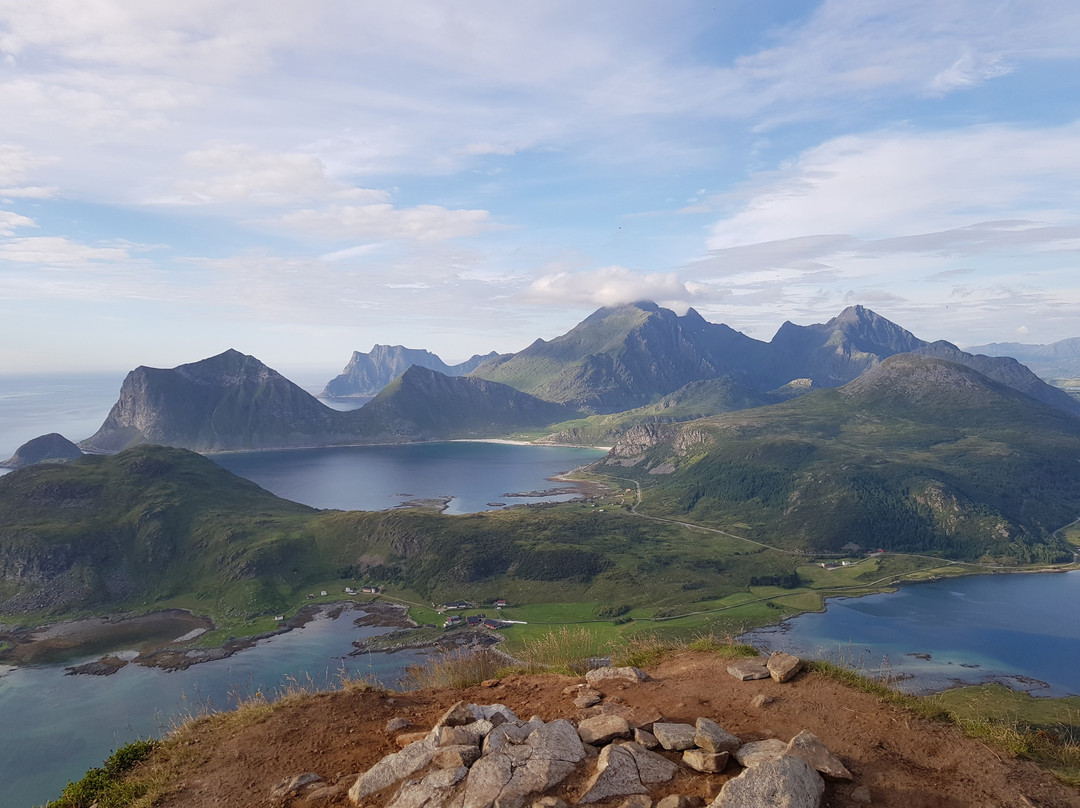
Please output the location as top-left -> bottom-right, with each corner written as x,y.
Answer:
80,350 -> 579,453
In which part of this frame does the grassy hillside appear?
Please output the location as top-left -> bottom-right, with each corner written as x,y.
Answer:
604,355 -> 1080,563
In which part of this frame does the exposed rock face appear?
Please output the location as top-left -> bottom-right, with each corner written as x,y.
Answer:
710,755 -> 824,808
322,345 -> 499,398
80,351 -> 578,453
1,433 -> 83,468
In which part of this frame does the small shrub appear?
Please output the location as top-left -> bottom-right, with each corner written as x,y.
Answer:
48,739 -> 159,808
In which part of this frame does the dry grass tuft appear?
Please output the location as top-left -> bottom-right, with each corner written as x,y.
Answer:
400,647 -> 506,689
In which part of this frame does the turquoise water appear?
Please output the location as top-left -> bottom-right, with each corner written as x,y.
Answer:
745,571 -> 1080,696
212,442 -> 606,513
0,607 -> 428,808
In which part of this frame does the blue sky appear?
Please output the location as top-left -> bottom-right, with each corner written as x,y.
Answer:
1,0 -> 1079,378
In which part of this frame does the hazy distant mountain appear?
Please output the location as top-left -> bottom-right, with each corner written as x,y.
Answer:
81,349 -> 578,453
0,433 -> 83,468
322,345 -> 499,397
966,337 -> 1080,380
601,353 -> 1080,562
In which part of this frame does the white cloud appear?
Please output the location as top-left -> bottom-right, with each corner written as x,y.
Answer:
521,265 -> 713,310
161,144 -> 388,206
707,123 -> 1080,252
0,236 -> 131,266
0,210 -> 36,235
275,203 -> 492,242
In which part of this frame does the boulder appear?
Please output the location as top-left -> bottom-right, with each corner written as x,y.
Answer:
694,718 -> 741,754
387,766 -> 468,808
578,744 -> 649,804
577,715 -> 631,745
710,756 -> 824,808
619,741 -> 678,784
436,700 -> 476,727
349,738 -> 437,802
767,652 -> 803,684
432,744 -> 482,769
733,739 -> 788,768
585,667 -> 649,688
574,688 -> 603,708
652,722 -> 697,751
726,658 -> 771,681
683,749 -> 729,773
784,730 -> 852,781
633,728 -> 659,749
386,717 -> 413,733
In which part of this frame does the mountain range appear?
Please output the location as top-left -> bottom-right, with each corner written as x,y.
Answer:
967,337 -> 1080,380
69,302 -> 1080,455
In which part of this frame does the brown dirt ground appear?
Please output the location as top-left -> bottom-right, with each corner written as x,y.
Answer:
146,650 -> 1080,808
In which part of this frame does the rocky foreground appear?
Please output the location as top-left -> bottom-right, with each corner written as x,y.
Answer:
143,650 -> 1080,808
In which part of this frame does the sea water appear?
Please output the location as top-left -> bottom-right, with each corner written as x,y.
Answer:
745,570 -> 1080,696
0,608 -> 429,808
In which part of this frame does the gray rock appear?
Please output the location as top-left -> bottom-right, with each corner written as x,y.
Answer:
784,730 -> 852,781
577,715 -> 631,745
531,798 -> 569,808
435,720 -> 494,747
482,717 -> 544,755
387,716 -> 414,733
349,738 -> 437,801
469,703 -> 521,724
733,739 -> 788,768
766,652 -> 803,684
633,728 -> 659,749
682,749 -> 729,773
437,700 -> 476,727
851,784 -> 872,803
726,658 -> 771,681
270,772 -> 323,799
585,667 -> 648,688
710,755 -> 824,808
433,744 -> 482,769
578,744 -> 649,804
574,688 -> 603,708
387,766 -> 468,808
749,693 -> 777,709
619,741 -> 678,784
694,718 -> 741,754
652,722 -> 697,751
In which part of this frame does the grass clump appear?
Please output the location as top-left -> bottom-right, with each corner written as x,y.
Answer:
47,739 -> 159,808
400,647 -> 507,689
516,626 -> 616,674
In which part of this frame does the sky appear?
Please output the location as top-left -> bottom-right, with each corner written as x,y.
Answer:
2,0 -> 1079,379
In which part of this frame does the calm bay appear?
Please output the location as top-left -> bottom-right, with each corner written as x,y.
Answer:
745,570 -> 1080,697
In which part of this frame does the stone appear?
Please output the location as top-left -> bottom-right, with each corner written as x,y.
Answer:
657,797 -> 706,808
726,658 -> 771,681
578,744 -> 649,804
585,666 -> 648,688
481,678 -> 500,688
532,798 -> 569,808
432,743 -> 482,769
348,738 -> 437,802
710,756 -> 824,808
749,693 -> 777,709
435,720 -> 493,747
617,796 -> 654,808
436,700 -> 476,727
851,785 -> 872,803
483,717 -> 543,755
733,739 -> 788,768
694,718 -> 741,754
386,716 -> 413,733
386,766 -> 468,808
682,749 -> 730,773
574,688 -> 603,708
784,730 -> 852,781
633,728 -> 659,749
578,715 -> 631,745
619,741 -> 678,784
766,652 -> 803,684
652,722 -> 697,751
469,703 -> 520,725
270,772 -> 323,799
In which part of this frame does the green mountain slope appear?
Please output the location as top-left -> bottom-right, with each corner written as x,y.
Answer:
598,354 -> 1080,563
